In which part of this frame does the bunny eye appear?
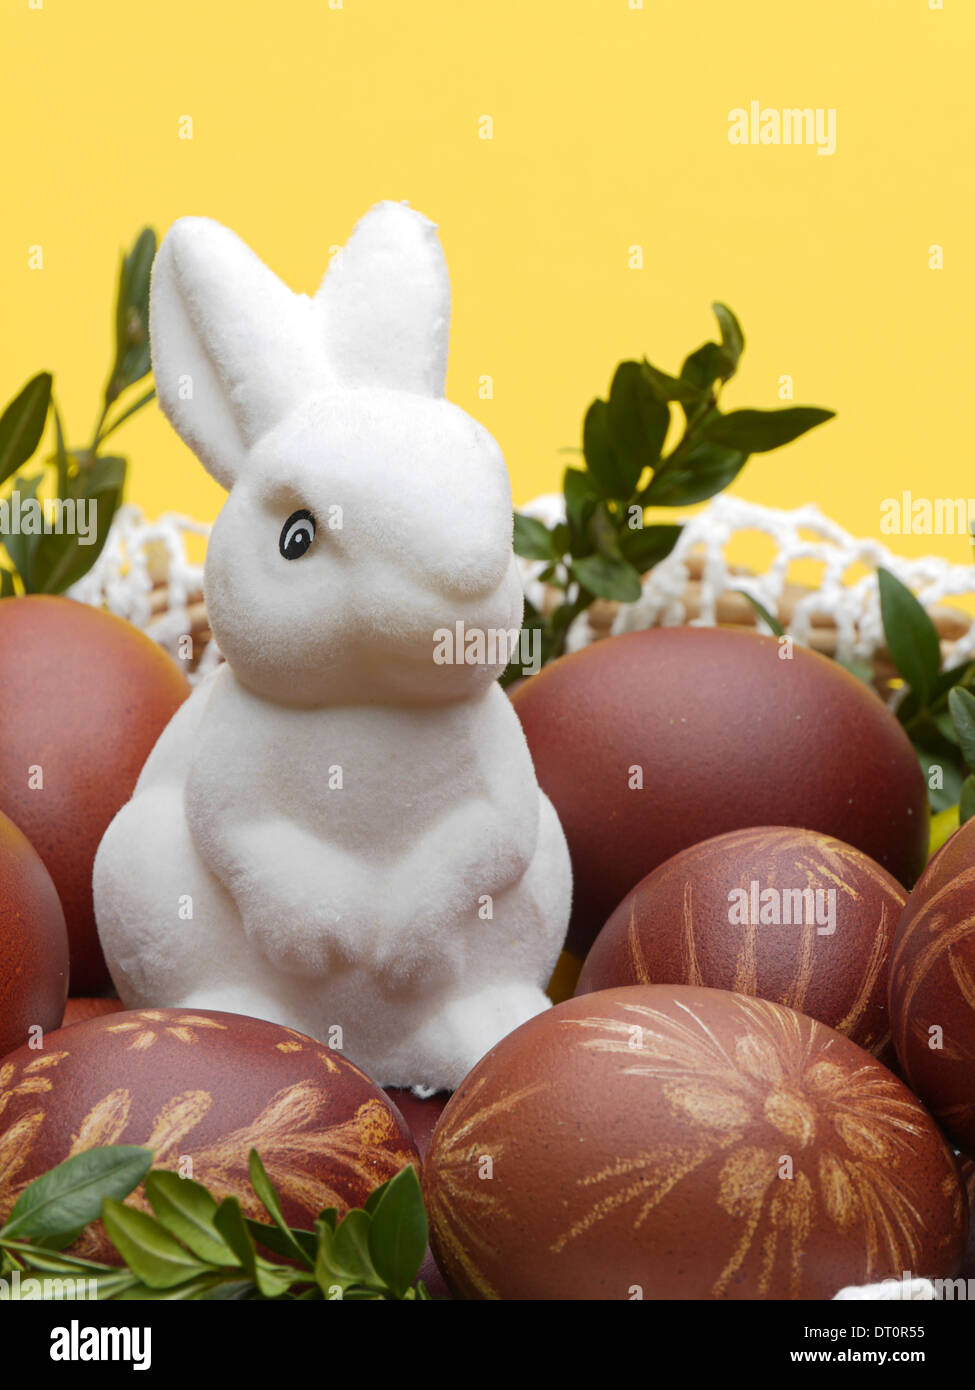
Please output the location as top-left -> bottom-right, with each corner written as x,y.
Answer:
279,509 -> 316,560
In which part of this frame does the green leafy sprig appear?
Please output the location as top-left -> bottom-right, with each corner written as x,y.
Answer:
506,303 -> 834,681
876,566 -> 975,817
0,228 -> 157,597
0,1145 -> 432,1301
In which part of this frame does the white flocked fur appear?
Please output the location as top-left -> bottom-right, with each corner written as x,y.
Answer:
93,201 -> 572,1091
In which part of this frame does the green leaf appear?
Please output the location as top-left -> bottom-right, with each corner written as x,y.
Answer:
366,1165 -> 428,1300
107,228 -> 156,405
929,660 -> 975,705
681,340 -> 736,391
81,453 -> 126,494
641,443 -> 748,507
1,1146 -> 152,1242
915,747 -> 964,814
198,1279 -> 261,1301
52,403 -> 69,501
934,710 -> 958,743
213,1198 -> 258,1275
582,398 -> 632,500
247,1149 -> 314,1270
618,521 -> 681,573
333,1208 -> 383,1288
877,568 -> 942,705
0,1240 -> 113,1272
736,590 -> 784,637
703,406 -> 834,453
214,1197 -> 293,1298
949,688 -> 975,771
640,358 -> 703,404
314,1221 -> 348,1296
0,473 -> 43,590
551,522 -> 570,555
113,1274 -> 233,1301
144,1171 -> 241,1267
0,372 -> 52,486
960,775 -> 975,826
32,454 -> 126,595
712,303 -> 745,368
0,568 -> 15,598
101,1199 -> 208,1290
97,387 -> 157,444
19,1227 -> 85,1253
606,361 -> 670,486
563,465 -> 599,550
93,1272 -> 144,1300
512,512 -> 556,561
589,501 -> 624,561
570,553 -> 642,602
245,1219 -> 318,1265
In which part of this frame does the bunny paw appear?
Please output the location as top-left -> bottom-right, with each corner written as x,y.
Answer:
412,981 -> 551,1090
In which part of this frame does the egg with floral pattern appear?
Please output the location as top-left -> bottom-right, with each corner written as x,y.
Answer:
423,985 -> 966,1300
577,827 -> 905,1061
889,814 -> 975,1157
0,1008 -> 419,1262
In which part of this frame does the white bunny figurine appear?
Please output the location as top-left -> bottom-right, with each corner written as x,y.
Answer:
93,201 -> 572,1092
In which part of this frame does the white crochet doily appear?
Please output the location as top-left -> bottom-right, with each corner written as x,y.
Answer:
73,495 -> 975,685
68,499 -> 972,1300
519,492 -> 975,671
68,504 -> 222,681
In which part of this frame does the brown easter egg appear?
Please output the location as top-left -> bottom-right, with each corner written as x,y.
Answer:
0,1008 -> 419,1262
889,815 -> 975,1156
60,996 -> 124,1028
577,827 -> 904,1059
423,986 -> 965,1300
0,809 -> 69,1056
511,627 -> 927,957
0,596 -> 190,993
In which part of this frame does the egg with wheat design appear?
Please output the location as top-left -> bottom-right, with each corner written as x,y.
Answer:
889,814 -> 975,1157
0,1008 -> 419,1262
423,986 -> 966,1300
577,827 -> 904,1061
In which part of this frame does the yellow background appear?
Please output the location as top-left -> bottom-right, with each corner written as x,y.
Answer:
1,0 -> 971,568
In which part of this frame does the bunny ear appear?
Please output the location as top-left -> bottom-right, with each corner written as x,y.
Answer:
150,217 -> 326,488
316,201 -> 450,396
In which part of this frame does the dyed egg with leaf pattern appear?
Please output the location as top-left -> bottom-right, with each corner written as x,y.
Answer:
577,827 -> 905,1061
423,985 -> 966,1300
0,1008 -> 419,1262
889,814 -> 975,1157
